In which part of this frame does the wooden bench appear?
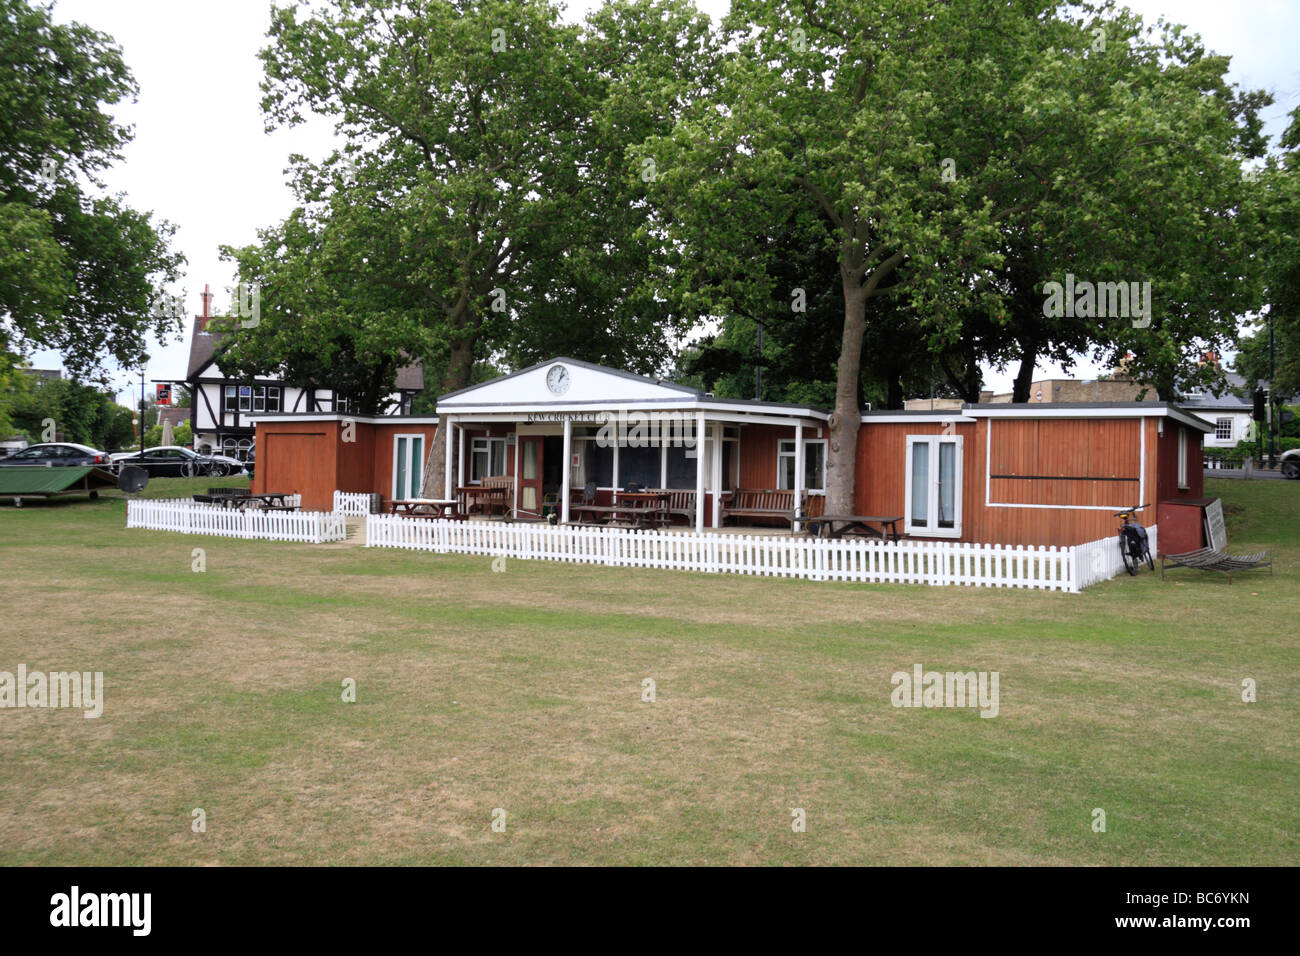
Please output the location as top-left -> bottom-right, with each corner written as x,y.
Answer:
719,489 -> 806,527
645,488 -> 697,525
459,476 -> 514,516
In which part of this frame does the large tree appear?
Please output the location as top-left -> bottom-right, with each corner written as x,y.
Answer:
649,0 -> 1266,512
221,0 -> 713,492
0,0 -> 184,379
1236,106 -> 1300,401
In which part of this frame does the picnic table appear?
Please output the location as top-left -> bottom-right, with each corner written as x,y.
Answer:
571,492 -> 670,529
807,514 -> 903,541
193,490 -> 297,511
611,491 -> 669,528
254,492 -> 298,511
389,498 -> 462,519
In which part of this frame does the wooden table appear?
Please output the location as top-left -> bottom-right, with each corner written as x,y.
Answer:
612,491 -> 670,528
253,492 -> 298,511
456,484 -> 508,516
193,491 -> 251,509
808,514 -> 903,541
390,498 -> 461,518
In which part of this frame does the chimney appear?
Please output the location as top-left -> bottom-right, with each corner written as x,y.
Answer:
199,284 -> 213,332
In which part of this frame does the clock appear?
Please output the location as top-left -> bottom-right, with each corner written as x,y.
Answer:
546,364 -> 570,395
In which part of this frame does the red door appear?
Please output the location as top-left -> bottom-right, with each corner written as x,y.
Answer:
517,436 -> 543,518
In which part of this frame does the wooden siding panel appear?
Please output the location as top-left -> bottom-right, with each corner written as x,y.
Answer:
856,415 -> 1166,547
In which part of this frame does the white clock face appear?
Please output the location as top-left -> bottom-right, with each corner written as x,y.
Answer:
546,364 -> 570,394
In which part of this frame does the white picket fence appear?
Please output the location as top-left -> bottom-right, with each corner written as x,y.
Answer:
333,491 -> 374,516
127,498 -> 347,544
364,515 -> 1095,591
1074,524 -> 1158,589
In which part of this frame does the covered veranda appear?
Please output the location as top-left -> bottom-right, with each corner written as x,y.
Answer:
433,358 -> 830,533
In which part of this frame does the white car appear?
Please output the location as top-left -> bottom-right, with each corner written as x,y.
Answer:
1281,448 -> 1299,480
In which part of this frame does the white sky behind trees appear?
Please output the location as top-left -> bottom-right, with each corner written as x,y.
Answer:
26,0 -> 1300,406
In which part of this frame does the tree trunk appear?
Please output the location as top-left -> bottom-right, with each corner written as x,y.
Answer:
827,283 -> 868,515
419,337 -> 476,497
885,372 -> 903,411
1011,337 -> 1038,403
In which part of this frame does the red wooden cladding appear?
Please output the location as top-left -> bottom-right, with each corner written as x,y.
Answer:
255,411 -> 1198,547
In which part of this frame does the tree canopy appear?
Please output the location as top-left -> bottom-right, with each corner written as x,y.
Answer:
0,0 -> 184,380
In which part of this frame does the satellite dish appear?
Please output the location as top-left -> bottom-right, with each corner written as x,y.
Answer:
117,465 -> 149,494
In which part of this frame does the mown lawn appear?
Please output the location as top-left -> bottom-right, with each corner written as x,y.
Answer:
0,477 -> 1295,865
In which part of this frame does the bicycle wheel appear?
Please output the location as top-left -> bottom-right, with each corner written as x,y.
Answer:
207,461 -> 228,479
1143,547 -> 1154,572
1120,536 -> 1137,575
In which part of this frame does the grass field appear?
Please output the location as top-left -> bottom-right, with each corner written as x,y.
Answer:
0,476 -> 1295,865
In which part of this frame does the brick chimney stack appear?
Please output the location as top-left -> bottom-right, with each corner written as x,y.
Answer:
199,284 -> 213,332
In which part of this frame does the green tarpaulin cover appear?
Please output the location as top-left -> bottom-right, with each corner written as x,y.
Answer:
0,466 -> 117,495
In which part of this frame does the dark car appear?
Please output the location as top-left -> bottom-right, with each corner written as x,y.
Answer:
0,442 -> 113,468
110,445 -> 233,478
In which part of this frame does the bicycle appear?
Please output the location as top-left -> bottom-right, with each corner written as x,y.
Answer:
1115,504 -> 1154,575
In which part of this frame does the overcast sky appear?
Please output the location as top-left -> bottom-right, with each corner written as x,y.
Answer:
30,0 -> 1300,406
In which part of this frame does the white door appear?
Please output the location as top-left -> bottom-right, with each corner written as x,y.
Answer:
393,434 -> 425,500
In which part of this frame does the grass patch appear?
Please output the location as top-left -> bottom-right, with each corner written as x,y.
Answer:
0,476 -> 1295,865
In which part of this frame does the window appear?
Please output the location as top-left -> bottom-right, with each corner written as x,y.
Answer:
1215,417 -> 1232,441
777,439 -> 826,493
470,437 -> 506,482
226,384 -> 281,413
393,434 -> 425,500
582,440 -> 614,487
1177,427 -> 1189,489
250,386 -> 281,413
619,444 -> 660,490
905,436 -> 962,537
333,394 -> 357,414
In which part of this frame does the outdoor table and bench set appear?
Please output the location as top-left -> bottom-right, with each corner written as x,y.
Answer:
191,488 -> 298,511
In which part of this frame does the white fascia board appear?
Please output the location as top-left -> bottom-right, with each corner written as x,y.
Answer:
960,404 -> 1214,433
860,414 -> 969,424
438,400 -> 828,423
246,413 -> 440,425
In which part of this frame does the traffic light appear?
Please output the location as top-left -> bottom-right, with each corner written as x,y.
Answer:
1252,388 -> 1266,422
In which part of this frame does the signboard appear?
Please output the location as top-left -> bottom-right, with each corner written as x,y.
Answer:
1203,498 -> 1226,551
155,383 -> 171,405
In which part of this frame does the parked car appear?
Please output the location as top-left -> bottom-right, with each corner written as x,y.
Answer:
110,445 -> 236,478
246,442 -> 255,482
1281,448 -> 1299,480
0,442 -> 113,468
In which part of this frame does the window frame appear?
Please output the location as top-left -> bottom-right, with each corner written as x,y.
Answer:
776,438 -> 827,494
903,434 -> 963,538
1177,426 -> 1189,490
1214,417 -> 1232,441
392,433 -> 425,500
469,436 -> 507,483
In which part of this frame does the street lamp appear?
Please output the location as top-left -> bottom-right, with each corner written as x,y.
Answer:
139,366 -> 147,456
